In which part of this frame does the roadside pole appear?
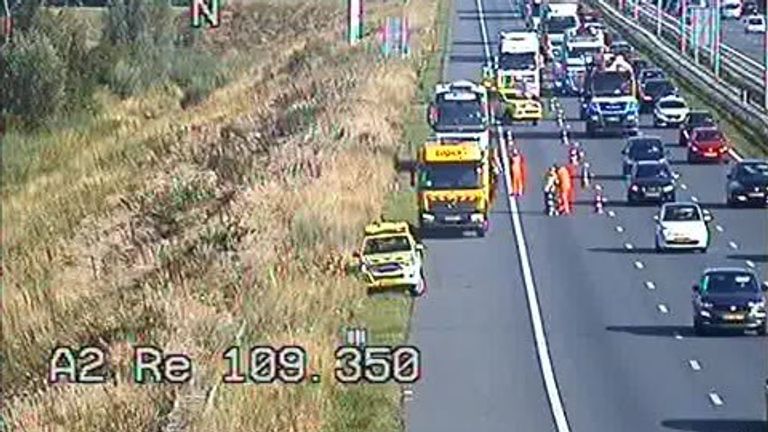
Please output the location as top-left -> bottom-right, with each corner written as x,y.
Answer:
348,0 -> 363,45
714,0 -> 721,78
680,0 -> 687,52
657,0 -> 663,36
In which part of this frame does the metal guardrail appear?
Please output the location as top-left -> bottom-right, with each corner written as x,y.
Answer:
618,1 -> 766,109
588,0 -> 768,153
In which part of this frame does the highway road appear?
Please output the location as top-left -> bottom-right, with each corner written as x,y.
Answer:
721,17 -> 766,66
406,0 -> 768,430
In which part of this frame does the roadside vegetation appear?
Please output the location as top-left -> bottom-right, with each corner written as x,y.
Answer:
1,0 -> 445,430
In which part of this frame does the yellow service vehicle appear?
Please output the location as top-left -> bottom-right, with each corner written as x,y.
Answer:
414,140 -> 493,237
498,76 -> 542,125
356,221 -> 426,297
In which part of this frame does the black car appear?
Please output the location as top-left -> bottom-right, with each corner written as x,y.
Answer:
640,78 -> 677,112
627,160 -> 677,204
638,68 -> 667,86
692,268 -> 768,336
726,159 -> 768,207
610,40 -> 633,57
743,0 -> 758,16
679,110 -> 717,146
621,136 -> 668,176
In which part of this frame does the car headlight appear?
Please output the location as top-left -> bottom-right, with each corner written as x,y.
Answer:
590,114 -> 599,120
749,300 -> 766,312
421,213 -> 435,221
662,228 -> 672,238
700,301 -> 714,309
662,184 -> 674,192
626,114 -> 637,121
470,213 -> 485,222
630,184 -> 639,191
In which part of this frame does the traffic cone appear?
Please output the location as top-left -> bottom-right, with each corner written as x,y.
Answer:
594,185 -> 605,214
581,162 -> 591,190
561,130 -> 569,145
545,191 -> 558,216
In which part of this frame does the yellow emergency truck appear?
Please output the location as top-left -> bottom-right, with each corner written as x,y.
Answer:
414,140 -> 494,237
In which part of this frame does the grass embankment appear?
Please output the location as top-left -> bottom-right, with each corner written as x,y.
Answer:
2,0 -> 445,430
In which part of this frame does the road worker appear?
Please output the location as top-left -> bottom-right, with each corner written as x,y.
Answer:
557,164 -> 573,214
509,146 -> 527,196
544,165 -> 559,215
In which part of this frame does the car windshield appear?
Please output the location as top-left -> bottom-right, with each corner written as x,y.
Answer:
568,46 -> 600,59
592,72 -> 633,96
546,16 -> 577,33
689,112 -> 715,126
642,70 -> 665,81
363,236 -> 412,255
628,141 -> 664,159
419,163 -> 482,189
611,43 -> 630,53
635,163 -> 671,178
433,99 -> 485,127
662,205 -> 701,221
695,129 -> 723,141
532,3 -> 541,14
499,52 -> 536,70
659,99 -> 686,109
701,272 -> 759,294
645,80 -> 675,95
737,162 -> 768,179
748,17 -> 763,24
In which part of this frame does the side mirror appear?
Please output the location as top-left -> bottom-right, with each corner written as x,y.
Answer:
702,209 -> 713,222
653,214 -> 659,221
761,281 -> 768,292
692,284 -> 699,293
673,171 -> 681,180
415,244 -> 425,252
427,103 -> 437,127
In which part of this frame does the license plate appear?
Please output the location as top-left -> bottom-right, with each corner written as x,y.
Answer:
646,191 -> 660,197
748,192 -> 765,197
722,313 -> 745,321
444,215 -> 461,221
605,116 -> 619,121
705,152 -> 717,156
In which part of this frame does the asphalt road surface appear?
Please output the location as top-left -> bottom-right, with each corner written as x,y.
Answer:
405,0 -> 768,431
721,17 -> 766,66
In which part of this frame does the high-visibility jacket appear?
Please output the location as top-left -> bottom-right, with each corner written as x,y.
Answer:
511,154 -> 526,178
544,173 -> 558,192
557,166 -> 572,190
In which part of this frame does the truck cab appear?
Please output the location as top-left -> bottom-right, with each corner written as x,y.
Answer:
427,81 -> 491,152
581,55 -> 639,136
555,25 -> 605,95
415,140 -> 492,237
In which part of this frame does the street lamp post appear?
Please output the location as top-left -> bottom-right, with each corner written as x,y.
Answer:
657,0 -> 663,36
714,0 -> 721,77
680,0 -> 688,52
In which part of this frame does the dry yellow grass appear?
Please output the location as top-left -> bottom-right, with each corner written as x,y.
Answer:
2,0 -> 442,430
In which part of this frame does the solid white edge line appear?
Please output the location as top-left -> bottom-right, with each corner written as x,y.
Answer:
483,2 -> 569,427
688,360 -> 702,371
708,392 -> 725,406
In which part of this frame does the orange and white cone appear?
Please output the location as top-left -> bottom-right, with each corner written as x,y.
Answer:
594,185 -> 605,214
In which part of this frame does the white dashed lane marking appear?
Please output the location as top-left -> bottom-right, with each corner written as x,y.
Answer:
691,195 -> 699,203
688,360 -> 701,371
746,260 -> 755,268
715,225 -> 724,233
657,304 -> 669,314
728,241 -> 738,250
708,392 -> 725,407
607,210 -> 616,218
645,281 -> 656,290
624,243 -> 634,250
680,183 -> 688,190
674,332 -> 684,340
616,226 -> 624,233
634,260 -> 644,269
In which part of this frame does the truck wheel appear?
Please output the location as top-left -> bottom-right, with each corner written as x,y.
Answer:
531,120 -> 538,126
475,227 -> 486,238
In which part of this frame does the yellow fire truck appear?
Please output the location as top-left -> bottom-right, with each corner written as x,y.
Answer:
413,139 -> 495,237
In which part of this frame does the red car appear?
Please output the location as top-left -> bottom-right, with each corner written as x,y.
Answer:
687,127 -> 729,163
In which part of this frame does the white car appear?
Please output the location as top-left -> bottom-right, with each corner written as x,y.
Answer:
653,94 -> 689,128
744,15 -> 766,33
654,202 -> 712,252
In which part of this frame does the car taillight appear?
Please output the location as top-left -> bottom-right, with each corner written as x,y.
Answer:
719,146 -> 728,153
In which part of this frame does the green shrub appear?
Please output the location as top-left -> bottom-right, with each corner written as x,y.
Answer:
0,29 -> 66,127
170,48 -> 230,107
